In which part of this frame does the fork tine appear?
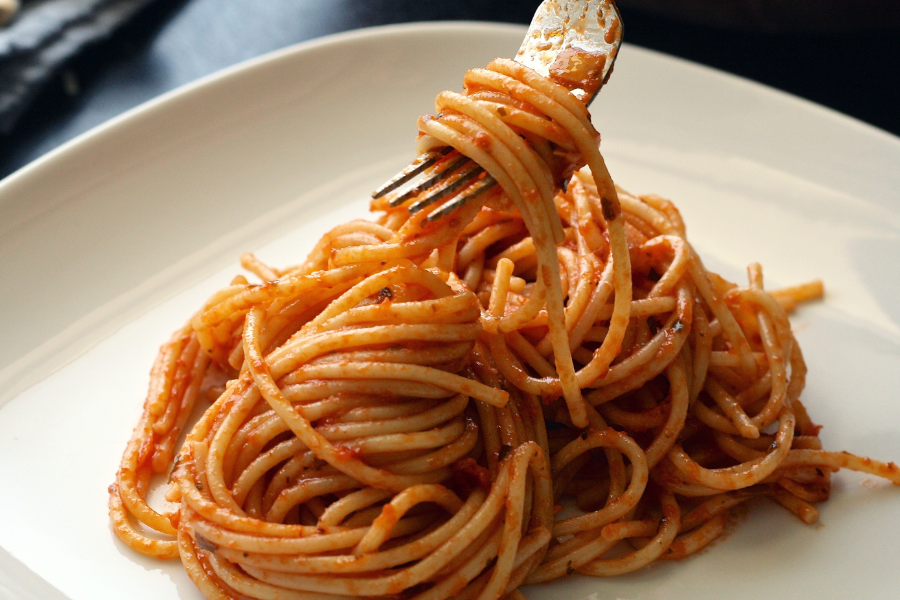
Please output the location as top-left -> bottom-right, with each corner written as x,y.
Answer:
408,162 -> 483,214
387,154 -> 469,207
371,147 -> 453,200
426,175 -> 498,222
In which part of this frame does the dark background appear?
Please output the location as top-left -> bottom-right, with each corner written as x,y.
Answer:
1,0 -> 898,181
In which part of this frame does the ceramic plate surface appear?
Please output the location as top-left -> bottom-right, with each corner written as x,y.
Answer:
0,22 -> 898,600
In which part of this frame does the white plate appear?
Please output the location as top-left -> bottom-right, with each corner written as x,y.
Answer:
1,22 -> 899,600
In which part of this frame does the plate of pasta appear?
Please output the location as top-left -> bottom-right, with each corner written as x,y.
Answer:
0,21 -> 898,600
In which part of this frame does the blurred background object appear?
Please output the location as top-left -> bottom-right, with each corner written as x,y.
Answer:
0,0 -> 20,27
0,0 -> 162,133
618,0 -> 900,34
0,0 -> 898,181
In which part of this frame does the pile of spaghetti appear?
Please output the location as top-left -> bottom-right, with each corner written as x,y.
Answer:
109,59 -> 899,600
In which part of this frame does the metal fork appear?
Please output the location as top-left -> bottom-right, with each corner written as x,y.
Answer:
371,0 -> 623,222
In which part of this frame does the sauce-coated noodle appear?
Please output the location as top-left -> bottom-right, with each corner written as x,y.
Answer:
110,59 -> 899,600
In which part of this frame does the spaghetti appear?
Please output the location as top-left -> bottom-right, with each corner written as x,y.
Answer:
110,58 -> 900,600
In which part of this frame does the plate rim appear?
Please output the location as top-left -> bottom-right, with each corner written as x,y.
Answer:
2,20 -> 899,197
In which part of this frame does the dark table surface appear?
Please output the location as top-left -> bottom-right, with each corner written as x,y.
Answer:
1,0 -> 898,182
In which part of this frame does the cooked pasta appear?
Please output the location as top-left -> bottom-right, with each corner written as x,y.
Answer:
109,57 -> 899,600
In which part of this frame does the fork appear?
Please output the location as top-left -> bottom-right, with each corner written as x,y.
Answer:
371,0 -> 623,222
